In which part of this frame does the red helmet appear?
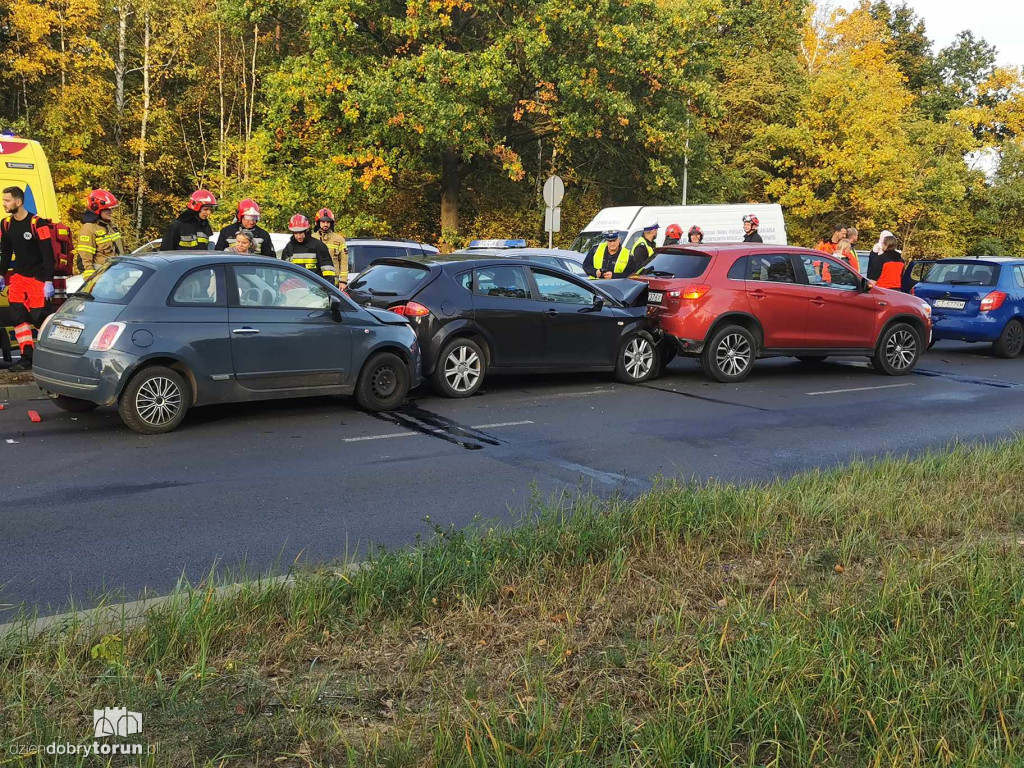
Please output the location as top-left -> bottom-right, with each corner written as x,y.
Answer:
87,189 -> 119,214
315,208 -> 335,224
665,223 -> 682,239
187,189 -> 218,212
288,214 -> 310,232
742,214 -> 759,227
688,225 -> 704,241
237,198 -> 261,221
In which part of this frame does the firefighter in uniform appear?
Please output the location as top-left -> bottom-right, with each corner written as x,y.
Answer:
75,189 -> 123,280
584,230 -> 635,280
281,214 -> 335,280
160,190 -> 217,251
214,198 -> 276,258
313,208 -> 348,287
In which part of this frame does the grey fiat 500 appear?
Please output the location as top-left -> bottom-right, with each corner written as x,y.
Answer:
33,253 -> 421,434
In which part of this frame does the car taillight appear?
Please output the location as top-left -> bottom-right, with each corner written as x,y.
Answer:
909,285 -> 916,295
980,291 -> 1006,312
389,301 -> 430,317
680,284 -> 711,300
89,322 -> 127,351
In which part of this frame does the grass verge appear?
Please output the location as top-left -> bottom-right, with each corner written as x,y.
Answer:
2,440 -> 1023,766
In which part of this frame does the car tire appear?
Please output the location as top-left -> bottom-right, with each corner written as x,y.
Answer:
796,355 -> 828,363
432,337 -> 486,398
701,325 -> 756,383
117,365 -> 190,434
615,333 -> 660,384
659,342 -> 678,368
871,323 -> 921,375
355,352 -> 409,411
992,319 -> 1024,359
48,394 -> 99,413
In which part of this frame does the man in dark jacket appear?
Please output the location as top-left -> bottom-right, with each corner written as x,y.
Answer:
629,222 -> 659,270
867,234 -> 904,290
742,214 -> 763,243
215,198 -> 276,258
161,190 -> 217,251
280,214 -> 335,280
584,231 -> 639,279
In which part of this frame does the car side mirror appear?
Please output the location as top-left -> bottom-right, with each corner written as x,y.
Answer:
330,296 -> 344,321
592,295 -> 605,311
859,277 -> 871,293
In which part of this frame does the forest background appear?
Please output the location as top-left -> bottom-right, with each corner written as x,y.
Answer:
1,0 -> 1022,256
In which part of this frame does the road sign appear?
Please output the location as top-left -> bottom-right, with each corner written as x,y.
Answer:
544,206 -> 561,233
543,175 -> 564,208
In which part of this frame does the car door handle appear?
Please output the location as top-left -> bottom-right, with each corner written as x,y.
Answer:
749,290 -> 766,299
810,297 -> 826,306
545,309 -> 559,316
231,327 -> 260,335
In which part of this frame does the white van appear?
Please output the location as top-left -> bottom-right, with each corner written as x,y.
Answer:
571,203 -> 787,254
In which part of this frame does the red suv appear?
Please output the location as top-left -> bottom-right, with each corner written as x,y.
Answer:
633,244 -> 932,382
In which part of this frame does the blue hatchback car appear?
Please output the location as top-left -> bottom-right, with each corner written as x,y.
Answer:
904,256 -> 1024,358
33,253 -> 421,433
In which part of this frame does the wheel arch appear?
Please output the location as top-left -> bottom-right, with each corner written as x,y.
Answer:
118,355 -> 198,406
704,312 -> 764,351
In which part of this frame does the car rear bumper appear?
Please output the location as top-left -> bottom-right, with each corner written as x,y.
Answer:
662,334 -> 705,355
931,314 -> 1007,342
32,347 -> 135,406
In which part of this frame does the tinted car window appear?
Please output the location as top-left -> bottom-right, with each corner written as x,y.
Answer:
563,260 -> 588,277
171,267 -> 221,305
1015,266 -> 1024,289
233,265 -> 330,309
636,251 -> 711,279
349,244 -> 404,272
80,261 -> 152,304
919,261 -> 999,286
457,271 -> 472,291
727,256 -> 746,280
532,270 -> 593,305
749,254 -> 796,284
349,263 -> 431,297
474,266 -> 530,299
799,255 -> 859,291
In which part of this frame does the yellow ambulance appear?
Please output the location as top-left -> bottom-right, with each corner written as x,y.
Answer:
1,135 -> 60,361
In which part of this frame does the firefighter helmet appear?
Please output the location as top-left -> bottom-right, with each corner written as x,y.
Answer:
315,208 -> 335,224
237,198 -> 261,221
87,189 -> 119,214
187,189 -> 218,212
288,214 -> 311,232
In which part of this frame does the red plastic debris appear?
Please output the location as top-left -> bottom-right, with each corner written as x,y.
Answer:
0,404 -> 5,410
28,410 -> 41,422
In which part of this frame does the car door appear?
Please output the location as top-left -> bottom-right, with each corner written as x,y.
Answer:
797,254 -> 878,348
528,268 -> 622,366
227,263 -> 352,392
469,265 -> 543,367
743,253 -> 810,348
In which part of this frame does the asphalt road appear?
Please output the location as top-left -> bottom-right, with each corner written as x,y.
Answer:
3,340 -> 1024,620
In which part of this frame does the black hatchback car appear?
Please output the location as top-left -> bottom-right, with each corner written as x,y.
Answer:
345,256 -> 660,397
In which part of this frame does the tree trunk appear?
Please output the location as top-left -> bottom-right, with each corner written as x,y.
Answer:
135,13 -> 151,236
440,149 -> 460,237
114,2 -> 128,142
245,23 -> 259,181
217,19 -> 225,188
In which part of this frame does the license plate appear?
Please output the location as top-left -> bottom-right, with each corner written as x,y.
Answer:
48,324 -> 82,343
933,299 -> 966,310
648,291 -> 664,304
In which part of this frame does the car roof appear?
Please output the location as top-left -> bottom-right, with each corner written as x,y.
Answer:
655,243 -> 824,257
116,251 -> 295,266
913,256 -> 1024,264
347,238 -> 439,250
451,247 -> 583,259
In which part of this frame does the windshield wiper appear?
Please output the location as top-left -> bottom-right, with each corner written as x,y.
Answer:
642,270 -> 676,278
68,291 -> 95,301
949,280 -> 984,285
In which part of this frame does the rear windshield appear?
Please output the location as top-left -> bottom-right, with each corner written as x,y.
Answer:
79,261 -> 152,304
570,231 -> 605,255
348,263 -> 431,297
916,261 -> 1000,286
635,250 -> 711,279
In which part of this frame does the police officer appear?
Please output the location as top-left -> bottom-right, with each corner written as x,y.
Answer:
281,214 -> 335,280
742,214 -> 763,243
629,222 -> 659,270
215,198 -> 275,258
584,230 -> 632,280
313,208 -> 348,286
75,189 -> 123,279
161,190 -> 217,251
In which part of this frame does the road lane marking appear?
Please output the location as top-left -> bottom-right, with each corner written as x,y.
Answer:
342,420 -> 533,443
806,383 -> 916,396
551,459 -> 642,488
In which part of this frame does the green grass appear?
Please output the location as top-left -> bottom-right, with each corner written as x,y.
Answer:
2,439 -> 1023,766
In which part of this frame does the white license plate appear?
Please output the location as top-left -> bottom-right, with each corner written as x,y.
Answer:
648,291 -> 664,304
933,299 -> 966,310
48,324 -> 82,343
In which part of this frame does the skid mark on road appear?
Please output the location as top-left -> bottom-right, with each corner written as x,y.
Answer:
369,404 -> 510,450
912,368 -> 1020,389
639,383 -> 772,412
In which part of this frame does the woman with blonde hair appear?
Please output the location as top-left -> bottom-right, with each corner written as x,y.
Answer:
835,238 -> 860,273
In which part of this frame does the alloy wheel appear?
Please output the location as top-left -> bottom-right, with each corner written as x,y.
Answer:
444,345 -> 482,393
624,337 -> 654,380
885,330 -> 917,370
716,333 -> 751,377
135,376 -> 183,426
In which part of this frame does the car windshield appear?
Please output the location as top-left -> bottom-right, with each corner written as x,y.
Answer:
635,250 -> 711,279
78,261 -> 152,304
570,231 -> 604,254
916,261 -> 1000,286
348,263 -> 431,296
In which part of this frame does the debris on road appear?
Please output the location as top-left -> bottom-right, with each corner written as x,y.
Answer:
28,410 -> 42,422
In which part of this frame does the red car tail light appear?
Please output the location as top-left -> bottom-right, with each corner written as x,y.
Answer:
680,284 -> 711,300
89,322 -> 126,351
980,291 -> 1006,312
389,301 -> 430,317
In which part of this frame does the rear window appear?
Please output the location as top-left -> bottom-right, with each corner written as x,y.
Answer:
917,261 -> 999,286
349,244 -> 407,272
635,251 -> 711,279
79,261 -> 152,304
348,263 -> 431,297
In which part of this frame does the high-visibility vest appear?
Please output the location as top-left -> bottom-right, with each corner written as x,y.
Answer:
590,242 -> 631,279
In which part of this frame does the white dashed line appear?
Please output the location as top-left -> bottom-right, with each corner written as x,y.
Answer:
806,383 -> 916,396
470,420 -> 534,429
341,419 -> 533,442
